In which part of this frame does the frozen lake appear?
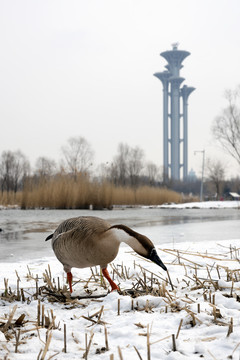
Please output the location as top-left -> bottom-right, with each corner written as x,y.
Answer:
0,207 -> 240,262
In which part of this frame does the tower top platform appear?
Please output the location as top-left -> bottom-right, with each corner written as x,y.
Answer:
181,85 -> 196,100
160,44 -> 190,76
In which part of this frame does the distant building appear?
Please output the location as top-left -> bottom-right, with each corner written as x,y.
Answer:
228,192 -> 240,200
188,168 -> 197,181
154,43 -> 195,181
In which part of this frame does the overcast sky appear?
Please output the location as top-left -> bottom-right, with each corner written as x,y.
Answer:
1,0 -> 240,178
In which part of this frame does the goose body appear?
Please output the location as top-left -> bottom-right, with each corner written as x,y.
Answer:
45,216 -> 167,292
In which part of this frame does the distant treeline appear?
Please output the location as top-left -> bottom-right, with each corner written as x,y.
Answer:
0,139 -> 166,195
0,138 -> 198,208
1,137 -> 239,207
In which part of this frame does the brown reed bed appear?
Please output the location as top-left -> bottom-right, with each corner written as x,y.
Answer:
0,191 -> 22,208
0,175 -> 184,209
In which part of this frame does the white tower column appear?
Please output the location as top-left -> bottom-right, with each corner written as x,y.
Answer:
154,43 -> 195,181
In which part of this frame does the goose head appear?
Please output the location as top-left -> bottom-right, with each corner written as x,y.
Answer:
108,224 -> 167,271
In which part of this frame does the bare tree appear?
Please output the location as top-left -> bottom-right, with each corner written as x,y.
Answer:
111,143 -> 145,187
61,136 -> 94,177
145,161 -> 159,186
0,150 -> 30,192
212,86 -> 240,166
107,162 -> 120,186
35,157 -> 56,178
206,158 -> 225,199
12,151 -> 30,192
0,151 -> 14,192
128,146 -> 144,187
112,143 -> 130,186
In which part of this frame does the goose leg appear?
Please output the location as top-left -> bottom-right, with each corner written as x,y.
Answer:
102,267 -> 119,291
67,272 -> 73,293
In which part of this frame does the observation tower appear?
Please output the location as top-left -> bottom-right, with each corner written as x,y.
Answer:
154,43 -> 195,181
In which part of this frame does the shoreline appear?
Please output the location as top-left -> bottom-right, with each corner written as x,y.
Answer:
0,200 -> 240,211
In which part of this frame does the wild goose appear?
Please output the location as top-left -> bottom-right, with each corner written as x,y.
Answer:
45,216 -> 167,293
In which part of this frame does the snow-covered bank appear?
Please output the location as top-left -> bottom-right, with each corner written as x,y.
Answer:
158,200 -> 240,209
1,238 -> 240,359
1,200 -> 239,212
0,205 -> 20,210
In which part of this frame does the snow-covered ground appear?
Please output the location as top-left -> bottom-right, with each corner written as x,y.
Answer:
0,202 -> 240,359
158,200 -> 240,209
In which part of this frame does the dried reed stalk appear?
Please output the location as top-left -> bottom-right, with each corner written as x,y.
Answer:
37,349 -> 43,360
4,278 -> 8,297
84,274 -> 93,288
48,264 -> 52,281
41,305 -> 45,327
90,267 -> 98,282
161,249 -> 202,267
57,277 -> 60,291
172,334 -> 177,351
104,326 -> 109,351
40,331 -> 52,360
110,263 -> 123,279
147,324 -> 151,360
15,271 -> 20,301
20,288 -> 25,302
82,315 -> 106,326
85,333 -> 88,359
197,303 -> 200,313
117,346 -> 124,360
227,317 -> 233,337
176,319 -> 183,339
89,307 -> 103,319
63,323 -> 67,353
37,300 -> 41,326
184,308 -> 202,325
134,346 -> 143,360
43,269 -> 54,290
232,341 -> 240,356
35,274 -> 39,299
14,329 -> 21,353
136,264 -> 166,284
118,299 -> 120,316
206,267 -> 218,291
97,306 -> 104,324
15,314 -> 25,326
230,279 -> 234,297
2,304 -> 17,332
216,265 -> 221,279
84,331 -> 94,359
167,270 -> 174,291
207,349 -> 218,360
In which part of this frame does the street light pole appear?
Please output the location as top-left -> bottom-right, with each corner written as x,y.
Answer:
194,150 -> 205,202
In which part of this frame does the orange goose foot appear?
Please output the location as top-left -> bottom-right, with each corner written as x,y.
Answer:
102,267 -> 119,292
67,272 -> 73,293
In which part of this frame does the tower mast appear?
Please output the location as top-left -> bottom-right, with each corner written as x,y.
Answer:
154,43 -> 195,181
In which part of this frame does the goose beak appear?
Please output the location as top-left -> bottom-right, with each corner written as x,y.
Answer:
149,248 -> 167,271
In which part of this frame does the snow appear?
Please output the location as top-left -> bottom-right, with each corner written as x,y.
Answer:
1,239 -> 240,359
0,202 -> 240,359
157,200 -> 240,209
